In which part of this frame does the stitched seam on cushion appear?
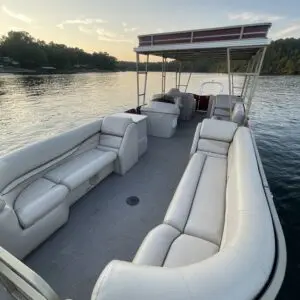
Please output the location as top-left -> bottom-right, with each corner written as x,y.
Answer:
161,231 -> 182,267
182,232 -> 219,247
182,155 -> 207,233
1,132 -> 101,194
198,148 -> 228,156
199,136 -> 232,143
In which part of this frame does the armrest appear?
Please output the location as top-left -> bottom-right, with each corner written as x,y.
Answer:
190,122 -> 202,158
91,260 -> 187,300
200,119 -> 237,142
0,247 -> 61,300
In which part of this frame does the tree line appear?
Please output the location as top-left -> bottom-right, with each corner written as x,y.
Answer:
0,31 -> 117,71
1,31 -> 300,74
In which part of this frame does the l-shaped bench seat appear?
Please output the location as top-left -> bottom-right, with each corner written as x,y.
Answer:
92,119 -> 276,300
0,115 -> 139,259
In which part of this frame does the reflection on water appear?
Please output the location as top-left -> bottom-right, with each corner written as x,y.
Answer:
0,72 -> 299,298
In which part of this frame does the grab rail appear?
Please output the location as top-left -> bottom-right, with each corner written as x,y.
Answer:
0,247 -> 61,300
200,81 -> 224,95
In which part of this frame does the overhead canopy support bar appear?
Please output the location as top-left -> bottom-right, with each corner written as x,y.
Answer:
136,53 -> 149,107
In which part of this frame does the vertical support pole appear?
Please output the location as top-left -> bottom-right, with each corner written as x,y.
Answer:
178,61 -> 182,91
246,47 -> 266,116
143,54 -> 149,105
185,72 -> 192,92
241,59 -> 251,97
161,57 -> 167,94
227,48 -> 232,117
136,52 -> 140,107
242,54 -> 257,99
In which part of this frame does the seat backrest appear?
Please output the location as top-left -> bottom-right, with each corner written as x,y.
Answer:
99,115 -> 134,151
0,120 -> 103,194
221,127 -> 275,268
99,115 -> 138,175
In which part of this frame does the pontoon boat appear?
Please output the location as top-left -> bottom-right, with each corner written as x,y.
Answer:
0,22 -> 286,300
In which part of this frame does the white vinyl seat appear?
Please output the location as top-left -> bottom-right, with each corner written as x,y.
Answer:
134,151 -> 226,268
141,101 -> 180,138
14,178 -> 68,228
167,89 -> 195,121
92,119 -> 275,300
45,149 -> 117,190
0,115 -> 139,259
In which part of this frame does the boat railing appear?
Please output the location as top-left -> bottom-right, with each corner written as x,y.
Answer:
0,247 -> 61,300
200,81 -> 224,95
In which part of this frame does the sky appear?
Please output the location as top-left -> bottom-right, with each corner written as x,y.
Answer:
0,0 -> 300,61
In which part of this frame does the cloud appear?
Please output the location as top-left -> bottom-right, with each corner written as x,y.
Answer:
228,12 -> 284,22
57,18 -> 106,29
272,24 -> 300,39
122,22 -> 138,33
1,5 -> 32,23
124,27 -> 137,32
9,26 -> 24,32
96,28 -> 133,43
156,28 -> 163,33
78,26 -> 94,35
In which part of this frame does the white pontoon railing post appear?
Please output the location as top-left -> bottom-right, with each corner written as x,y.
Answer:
185,71 -> 193,92
136,53 -> 140,107
143,54 -> 149,105
227,48 -> 232,117
241,59 -> 252,97
245,47 -> 266,116
136,53 -> 149,107
161,57 -> 167,94
176,61 -> 182,90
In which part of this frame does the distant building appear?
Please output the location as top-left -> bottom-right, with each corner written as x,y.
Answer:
0,57 -> 20,66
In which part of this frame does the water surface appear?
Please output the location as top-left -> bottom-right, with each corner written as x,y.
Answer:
0,72 -> 299,298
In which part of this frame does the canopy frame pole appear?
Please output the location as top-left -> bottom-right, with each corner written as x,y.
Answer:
227,48 -> 233,118
136,53 -> 149,107
143,54 -> 149,105
185,71 -> 193,92
245,47 -> 266,116
136,53 -> 140,107
241,59 -> 252,97
176,61 -> 182,90
242,54 -> 257,99
161,57 -> 167,94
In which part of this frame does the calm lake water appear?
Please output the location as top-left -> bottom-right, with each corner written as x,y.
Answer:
0,72 -> 299,298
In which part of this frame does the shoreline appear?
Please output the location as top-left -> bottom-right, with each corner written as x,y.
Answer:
0,67 -> 298,76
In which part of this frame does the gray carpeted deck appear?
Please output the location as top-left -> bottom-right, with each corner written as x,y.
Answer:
24,113 -> 205,300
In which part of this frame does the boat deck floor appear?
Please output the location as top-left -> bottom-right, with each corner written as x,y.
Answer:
25,113 -> 205,300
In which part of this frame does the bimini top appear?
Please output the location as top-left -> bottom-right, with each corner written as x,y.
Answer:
134,23 -> 272,61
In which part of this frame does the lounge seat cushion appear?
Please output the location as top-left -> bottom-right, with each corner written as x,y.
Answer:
101,116 -> 133,136
197,139 -> 229,155
134,224 -> 180,267
165,152 -> 227,245
200,119 -> 237,142
134,224 -> 219,268
214,108 -> 230,117
14,178 -> 68,228
163,234 -> 219,267
45,149 -> 116,190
